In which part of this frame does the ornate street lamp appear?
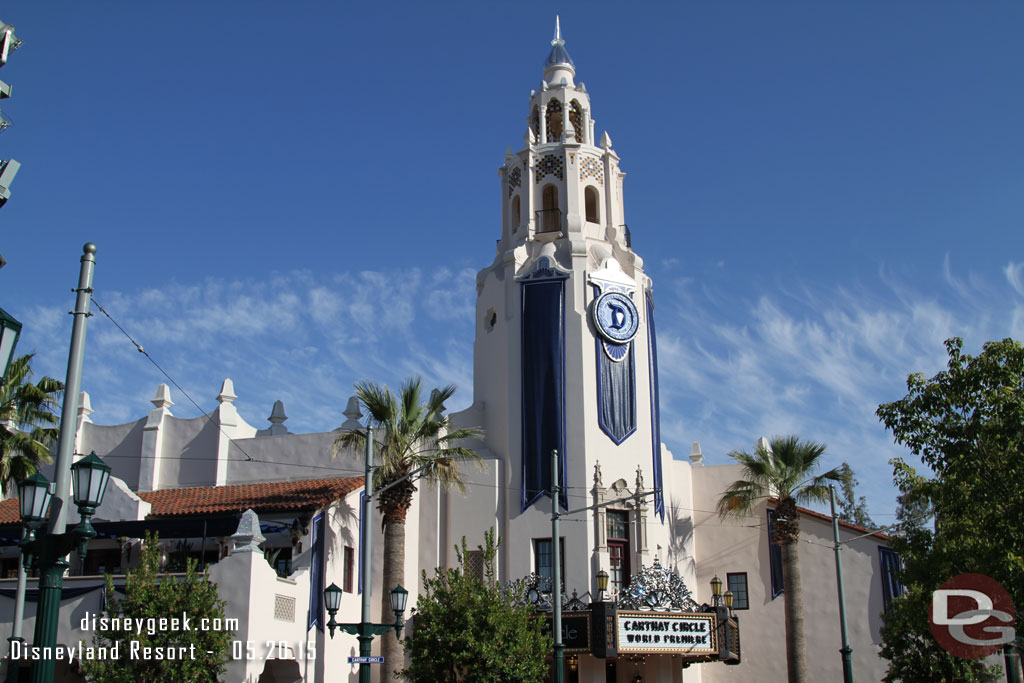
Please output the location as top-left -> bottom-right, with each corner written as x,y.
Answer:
0,305 -> 21,385
16,473 -> 51,527
70,452 -> 112,558
710,575 -> 723,607
17,451 -> 110,683
389,584 -> 408,628
596,570 -> 609,602
323,583 -> 343,637
323,582 -> 409,676
724,590 -> 734,615
15,473 -> 50,570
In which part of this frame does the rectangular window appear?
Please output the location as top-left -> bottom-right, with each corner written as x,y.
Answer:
343,546 -> 354,593
726,572 -> 749,610
766,509 -> 784,599
533,538 -> 565,591
606,510 -> 631,594
879,546 -> 904,612
607,510 -> 628,540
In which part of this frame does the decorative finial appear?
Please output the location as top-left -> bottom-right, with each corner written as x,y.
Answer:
552,15 -> 563,46
151,383 -> 174,410
340,395 -> 364,431
216,378 -> 237,404
230,509 -> 266,554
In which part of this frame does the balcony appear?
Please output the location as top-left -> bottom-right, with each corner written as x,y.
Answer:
535,208 -> 564,235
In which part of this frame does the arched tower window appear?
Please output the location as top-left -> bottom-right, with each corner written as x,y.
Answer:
530,106 -> 540,140
585,186 -> 600,224
569,100 -> 584,143
511,195 -> 521,231
546,100 -> 563,143
540,184 -> 560,232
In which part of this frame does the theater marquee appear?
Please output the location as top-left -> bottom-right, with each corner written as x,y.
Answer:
615,611 -> 718,655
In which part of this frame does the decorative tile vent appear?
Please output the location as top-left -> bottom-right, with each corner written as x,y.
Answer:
464,550 -> 485,581
274,594 -> 296,622
536,154 -> 564,183
580,156 -> 604,185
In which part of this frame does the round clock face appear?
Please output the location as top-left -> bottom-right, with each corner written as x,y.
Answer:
592,291 -> 639,344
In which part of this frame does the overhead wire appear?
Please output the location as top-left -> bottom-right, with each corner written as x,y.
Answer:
93,296 -> 256,461
87,296 -> 851,530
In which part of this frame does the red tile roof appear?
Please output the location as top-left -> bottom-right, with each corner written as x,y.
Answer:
0,499 -> 18,524
0,476 -> 364,523
139,477 -> 364,517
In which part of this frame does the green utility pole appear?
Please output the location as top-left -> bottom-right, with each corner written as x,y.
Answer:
323,426 -> 410,682
29,244 -> 97,683
551,449 -> 564,683
357,426 -> 375,683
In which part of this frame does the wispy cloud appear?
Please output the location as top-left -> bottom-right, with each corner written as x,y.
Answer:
652,257 -> 1020,517
1004,261 -> 1024,297
20,256 -> 1017,518
21,267 -> 476,430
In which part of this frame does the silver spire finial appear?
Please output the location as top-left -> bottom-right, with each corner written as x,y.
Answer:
552,15 -> 564,46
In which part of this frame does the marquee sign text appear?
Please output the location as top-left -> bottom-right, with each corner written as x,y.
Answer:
615,611 -> 718,655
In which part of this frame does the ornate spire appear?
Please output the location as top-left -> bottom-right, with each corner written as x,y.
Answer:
543,15 -> 575,86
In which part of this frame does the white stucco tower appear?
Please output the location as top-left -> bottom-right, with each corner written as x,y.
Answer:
460,19 -> 686,610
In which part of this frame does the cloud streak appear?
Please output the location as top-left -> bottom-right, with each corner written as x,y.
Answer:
653,258 -> 1020,518
19,257 -> 1018,519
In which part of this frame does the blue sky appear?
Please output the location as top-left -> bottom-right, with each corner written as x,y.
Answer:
3,2 -> 1023,521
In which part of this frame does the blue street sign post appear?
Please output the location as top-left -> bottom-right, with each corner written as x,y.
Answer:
348,656 -> 384,665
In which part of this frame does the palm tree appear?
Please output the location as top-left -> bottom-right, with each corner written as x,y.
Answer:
333,377 -> 482,681
716,435 -> 848,683
0,354 -> 62,493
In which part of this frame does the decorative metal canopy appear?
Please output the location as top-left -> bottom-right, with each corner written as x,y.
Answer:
509,573 -> 591,612
616,557 -> 699,612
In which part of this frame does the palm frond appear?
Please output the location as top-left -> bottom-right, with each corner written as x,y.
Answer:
334,376 -> 484,516
717,434 -> 835,521
0,355 -> 63,493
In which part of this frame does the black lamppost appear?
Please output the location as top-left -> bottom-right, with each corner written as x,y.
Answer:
17,451 -> 112,683
323,582 -> 408,683
710,575 -> 723,606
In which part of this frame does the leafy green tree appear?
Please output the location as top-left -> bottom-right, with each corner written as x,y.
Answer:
716,435 -> 848,683
400,529 -> 550,682
83,532 -> 232,683
0,353 -> 61,492
333,378 -> 482,681
836,462 -> 874,528
876,337 -> 1024,682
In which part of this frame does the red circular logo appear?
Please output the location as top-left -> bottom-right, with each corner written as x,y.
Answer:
930,573 -> 1016,659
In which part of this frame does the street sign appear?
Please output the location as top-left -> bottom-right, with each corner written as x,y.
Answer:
348,656 -> 384,664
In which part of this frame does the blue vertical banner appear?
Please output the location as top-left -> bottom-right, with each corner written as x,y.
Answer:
307,512 -> 325,631
594,284 -> 638,444
519,258 -> 568,512
646,291 -> 665,522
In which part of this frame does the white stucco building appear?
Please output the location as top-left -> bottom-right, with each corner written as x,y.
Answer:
0,21 -> 898,683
